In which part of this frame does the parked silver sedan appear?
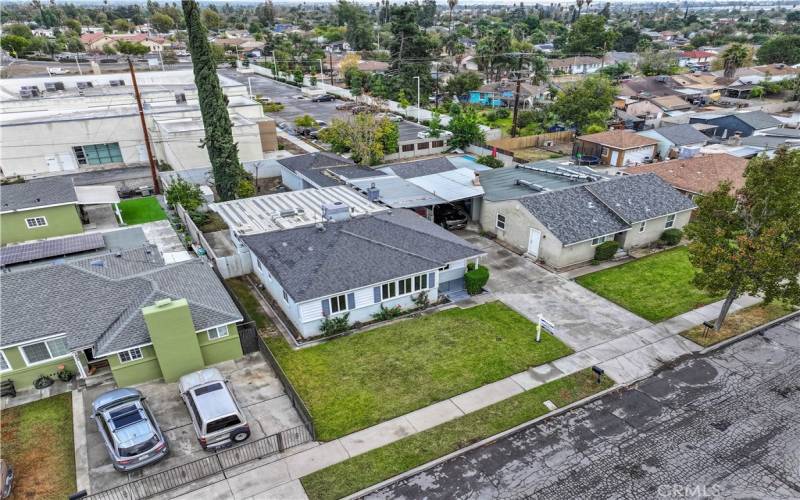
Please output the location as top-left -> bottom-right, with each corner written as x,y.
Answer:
91,388 -> 169,471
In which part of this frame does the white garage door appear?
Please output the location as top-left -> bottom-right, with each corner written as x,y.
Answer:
624,147 -> 654,166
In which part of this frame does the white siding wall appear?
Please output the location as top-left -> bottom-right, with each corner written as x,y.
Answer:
280,166 -> 307,191
251,252 -> 444,338
620,210 -> 692,248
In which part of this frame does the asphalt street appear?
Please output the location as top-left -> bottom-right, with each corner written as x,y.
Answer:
367,318 -> 800,500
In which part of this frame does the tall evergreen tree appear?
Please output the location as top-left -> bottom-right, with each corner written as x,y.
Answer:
182,0 -> 247,201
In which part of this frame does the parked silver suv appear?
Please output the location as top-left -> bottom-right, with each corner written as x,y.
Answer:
91,388 -> 169,471
178,368 -> 251,450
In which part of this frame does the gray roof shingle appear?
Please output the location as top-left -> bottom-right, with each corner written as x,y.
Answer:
585,173 -> 696,224
242,209 -> 482,302
517,173 -> 696,245
0,248 -> 241,355
0,177 -> 77,212
733,111 -> 782,130
277,152 -> 383,187
382,157 -> 457,179
651,124 -> 709,146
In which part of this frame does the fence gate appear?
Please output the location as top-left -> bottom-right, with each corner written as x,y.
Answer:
239,323 -> 260,354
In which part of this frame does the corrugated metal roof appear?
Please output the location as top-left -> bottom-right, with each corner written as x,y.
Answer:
348,176 -> 444,208
209,186 -> 386,235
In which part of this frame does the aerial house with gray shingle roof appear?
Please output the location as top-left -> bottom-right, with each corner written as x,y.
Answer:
242,209 -> 484,338
480,172 -> 696,269
0,248 -> 242,390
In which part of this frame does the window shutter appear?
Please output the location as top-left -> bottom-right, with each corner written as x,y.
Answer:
373,286 -> 381,303
321,299 -> 330,316
347,292 -> 355,310
428,272 -> 436,288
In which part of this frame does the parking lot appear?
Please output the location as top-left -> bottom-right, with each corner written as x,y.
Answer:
220,70 -> 430,140
82,353 -> 305,493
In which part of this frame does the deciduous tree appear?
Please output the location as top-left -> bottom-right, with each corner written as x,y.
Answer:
686,149 -> 800,330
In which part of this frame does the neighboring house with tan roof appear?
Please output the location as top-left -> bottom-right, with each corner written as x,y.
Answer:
678,50 -> 717,67
573,130 -> 659,167
626,153 -> 748,198
650,95 -> 692,112
80,32 -> 114,52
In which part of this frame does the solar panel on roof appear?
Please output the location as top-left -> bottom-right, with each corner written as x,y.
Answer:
0,233 -> 105,266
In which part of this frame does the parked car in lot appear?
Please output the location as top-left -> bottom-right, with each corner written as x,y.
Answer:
434,204 -> 469,230
335,102 -> 357,111
311,94 -> 334,102
91,388 -> 169,472
0,459 -> 12,498
179,368 -> 250,450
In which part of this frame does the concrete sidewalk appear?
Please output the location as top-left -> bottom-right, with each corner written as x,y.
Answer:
181,293 -> 760,500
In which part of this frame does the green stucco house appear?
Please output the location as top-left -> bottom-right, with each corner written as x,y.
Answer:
0,247 -> 244,390
0,177 -> 86,245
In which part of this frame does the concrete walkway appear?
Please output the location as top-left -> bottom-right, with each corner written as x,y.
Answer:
181,292 -> 759,500
277,130 -> 319,153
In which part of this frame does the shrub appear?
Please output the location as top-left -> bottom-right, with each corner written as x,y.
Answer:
372,304 -> 404,321
320,313 -> 350,336
594,240 -> 619,261
412,291 -> 430,309
262,102 -> 285,112
660,228 -> 683,246
494,108 -> 510,119
476,155 -> 504,168
464,265 -> 490,295
165,178 -> 205,211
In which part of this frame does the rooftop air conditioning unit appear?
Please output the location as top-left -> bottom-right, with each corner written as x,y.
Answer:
321,202 -> 351,222
109,79 -> 125,86
76,81 -> 93,89
19,86 -> 40,98
44,81 -> 65,92
175,92 -> 187,104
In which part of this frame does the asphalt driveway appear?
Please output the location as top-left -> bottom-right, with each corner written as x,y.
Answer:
369,318 -> 800,499
459,232 -> 651,351
83,353 -> 304,493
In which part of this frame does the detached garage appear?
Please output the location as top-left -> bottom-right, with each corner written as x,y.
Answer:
573,130 -> 658,168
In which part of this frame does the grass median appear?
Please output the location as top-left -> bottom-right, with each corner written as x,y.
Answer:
266,301 -> 573,441
681,302 -> 796,347
576,247 -> 722,322
301,368 -> 615,500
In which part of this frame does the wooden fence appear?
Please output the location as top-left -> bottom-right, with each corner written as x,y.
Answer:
487,130 -> 575,151
175,204 -> 252,279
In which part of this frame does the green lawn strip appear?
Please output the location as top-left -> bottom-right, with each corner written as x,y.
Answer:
301,368 -> 615,500
225,277 -> 273,332
0,393 -> 76,499
575,247 -> 722,323
681,302 -> 796,347
119,196 -> 168,225
265,301 -> 573,441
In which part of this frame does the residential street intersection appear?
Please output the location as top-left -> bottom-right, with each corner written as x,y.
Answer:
367,318 -> 800,500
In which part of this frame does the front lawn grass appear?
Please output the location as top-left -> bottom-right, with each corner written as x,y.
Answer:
576,247 -> 722,323
681,302 -> 796,347
266,301 -> 573,441
301,368 -> 614,500
0,393 -> 76,499
119,196 -> 167,225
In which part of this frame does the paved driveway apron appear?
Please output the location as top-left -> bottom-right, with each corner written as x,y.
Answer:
367,319 -> 800,500
460,233 -> 651,352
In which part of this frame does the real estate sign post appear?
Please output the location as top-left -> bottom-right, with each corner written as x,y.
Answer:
536,314 -> 557,343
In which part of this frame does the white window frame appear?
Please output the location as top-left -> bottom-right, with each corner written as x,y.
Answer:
639,221 -> 647,233
665,214 -> 676,229
591,235 -> 610,246
25,216 -> 48,228
398,277 -> 412,295
381,281 -> 397,300
117,347 -> 144,363
207,325 -> 230,341
19,336 -> 70,366
0,351 -> 10,372
329,294 -> 348,314
496,214 -> 506,230
414,273 -> 428,291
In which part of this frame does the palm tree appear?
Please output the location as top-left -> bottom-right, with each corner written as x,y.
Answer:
448,0 -> 458,33
576,0 -> 584,17
721,43 -> 750,79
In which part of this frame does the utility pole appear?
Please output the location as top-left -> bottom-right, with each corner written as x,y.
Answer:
128,58 -> 160,195
510,55 -> 524,138
272,50 -> 277,77
328,51 -> 334,85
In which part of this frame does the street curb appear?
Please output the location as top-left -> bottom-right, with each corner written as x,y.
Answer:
699,309 -> 800,355
341,383 -> 623,500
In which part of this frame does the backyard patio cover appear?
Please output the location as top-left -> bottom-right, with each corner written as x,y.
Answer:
74,185 -> 121,205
